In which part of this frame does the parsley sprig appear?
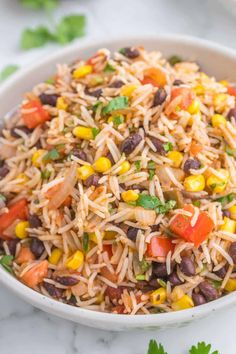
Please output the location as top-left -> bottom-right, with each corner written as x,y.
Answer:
147,340 -> 219,354
135,194 -> 176,214
0,255 -> 14,274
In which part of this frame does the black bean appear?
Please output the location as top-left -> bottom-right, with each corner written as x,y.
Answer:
0,160 -> 4,168
71,149 -> 87,161
153,88 -> 167,107
229,242 -> 236,264
7,239 -> 20,256
84,174 -> 100,187
192,292 -> 206,306
109,80 -> 124,88
29,214 -> 42,228
151,225 -> 160,232
34,140 -> 42,149
136,280 -> 158,292
150,136 -> 165,155
168,272 -> 183,285
180,256 -> 195,276
10,125 -> 32,138
55,276 -> 79,286
152,263 -> 168,278
222,210 -> 230,218
43,282 -> 64,298
66,295 -> 77,306
120,47 -> 140,59
39,93 -> 59,107
199,281 -> 218,301
173,79 -> 184,86
183,158 -> 201,174
106,152 -> 115,164
148,278 -> 161,288
84,87 -> 102,98
215,265 -> 228,279
0,165 -> 9,179
130,184 -> 147,192
121,133 -> 142,155
30,238 -> 45,258
127,227 -> 139,241
227,108 -> 236,121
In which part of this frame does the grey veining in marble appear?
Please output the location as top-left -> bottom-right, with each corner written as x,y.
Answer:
1,0 -> 236,353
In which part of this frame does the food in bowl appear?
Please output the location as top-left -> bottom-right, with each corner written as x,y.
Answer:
0,46 -> 236,315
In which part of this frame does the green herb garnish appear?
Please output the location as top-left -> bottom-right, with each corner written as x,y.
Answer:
92,101 -> 103,112
216,193 -> 234,206
139,259 -> 150,273
0,194 -> 6,202
157,279 -> 167,288
134,160 -> 141,172
103,63 -> 116,73
21,26 -> 54,50
168,55 -> 182,66
155,200 -> 176,214
113,115 -> 124,127
43,148 -> 61,162
189,342 -> 219,354
20,0 -> 58,10
41,169 -> 51,180
193,200 -> 201,207
163,142 -> 173,152
148,339 -> 167,354
136,194 -> 162,209
148,169 -> 155,180
82,233 -> 89,252
45,77 -> 55,85
211,280 -> 222,289
147,161 -> 156,170
0,65 -> 19,82
136,274 -> 146,281
102,96 -> 129,115
0,255 -> 13,274
92,127 -> 100,139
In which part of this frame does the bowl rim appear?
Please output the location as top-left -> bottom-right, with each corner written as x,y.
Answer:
1,34 -> 236,327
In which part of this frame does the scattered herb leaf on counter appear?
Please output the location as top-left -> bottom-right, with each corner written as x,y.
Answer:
102,96 -> 129,115
20,0 -> 58,10
148,340 -> 167,354
21,26 -> 54,50
189,342 -> 219,354
0,255 -> 14,273
0,65 -> 19,81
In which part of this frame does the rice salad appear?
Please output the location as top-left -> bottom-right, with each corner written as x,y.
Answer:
1,46 -> 236,315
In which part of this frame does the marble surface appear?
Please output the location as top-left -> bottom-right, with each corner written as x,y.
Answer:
1,0 -> 236,353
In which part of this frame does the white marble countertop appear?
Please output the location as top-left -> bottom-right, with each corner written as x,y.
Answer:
1,0 -> 236,353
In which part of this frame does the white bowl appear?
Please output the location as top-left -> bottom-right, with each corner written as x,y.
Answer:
1,35 -> 236,331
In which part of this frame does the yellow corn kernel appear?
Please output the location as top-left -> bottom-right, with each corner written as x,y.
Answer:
77,165 -> 94,181
121,190 -> 139,203
229,205 -> 236,220
107,116 -> 113,124
184,174 -> 205,192
15,221 -> 29,239
170,286 -> 185,302
104,231 -> 116,240
206,169 -> 229,193
73,65 -> 93,79
220,217 -> 236,233
66,250 -> 84,270
187,99 -> 200,114
89,232 -> 104,244
56,97 -> 68,111
171,295 -> 194,311
214,93 -> 227,107
32,149 -> 46,167
95,292 -> 105,304
49,248 -> 62,265
120,84 -> 138,98
194,84 -> 205,95
118,160 -> 130,175
93,157 -> 111,173
211,114 -> 227,128
16,173 -> 29,184
73,126 -> 93,140
167,151 -> 183,168
150,288 -> 167,306
225,278 -> 236,292
219,80 -> 229,87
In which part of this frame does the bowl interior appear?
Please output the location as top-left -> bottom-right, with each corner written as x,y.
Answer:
1,35 -> 236,330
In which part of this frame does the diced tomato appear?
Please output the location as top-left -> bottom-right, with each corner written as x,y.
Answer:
111,305 -> 125,314
147,236 -> 174,258
170,204 -> 214,247
227,86 -> 236,97
0,199 -> 28,239
15,246 -> 35,265
190,142 -> 203,156
21,100 -> 50,129
141,67 -> 167,87
103,244 -> 113,258
20,260 -> 48,288
105,286 -> 123,304
171,87 -> 193,110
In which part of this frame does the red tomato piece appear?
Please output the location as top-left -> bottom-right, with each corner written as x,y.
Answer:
142,67 -> 167,87
147,236 -> 174,258
0,199 -> 28,239
227,86 -> 236,97
171,87 -> 193,110
21,100 -> 50,129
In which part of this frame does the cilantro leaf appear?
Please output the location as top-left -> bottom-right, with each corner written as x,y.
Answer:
41,169 -> 51,180
216,193 -> 235,206
163,142 -> 173,152
82,232 -> 89,252
21,26 -> 54,50
147,161 -> 156,170
43,148 -> 61,162
189,342 -> 219,354
0,65 -> 19,82
136,274 -> 146,280
113,115 -> 124,127
149,169 -> 155,180
211,280 -> 222,289
136,194 -> 162,210
148,340 -> 167,354
134,160 -> 141,172
92,101 -> 103,113
102,96 -> 129,115
55,15 -> 86,44
155,200 -> 176,214
0,255 -> 14,274
139,259 -> 150,273
92,127 -> 100,139
20,0 -> 58,10
103,63 -> 116,73
168,55 -> 182,66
